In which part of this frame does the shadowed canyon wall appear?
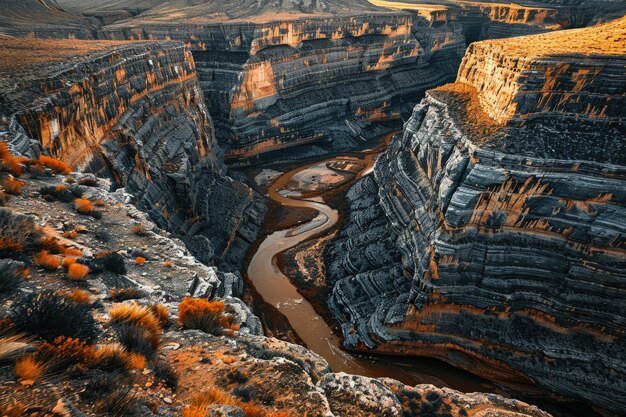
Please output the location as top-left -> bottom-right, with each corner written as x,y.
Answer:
325,16 -> 626,413
0,39 -> 265,268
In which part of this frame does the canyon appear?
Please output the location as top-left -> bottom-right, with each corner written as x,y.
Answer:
0,1 -> 624,416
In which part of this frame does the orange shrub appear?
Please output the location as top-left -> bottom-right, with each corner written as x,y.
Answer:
93,343 -> 132,371
62,257 -> 77,269
109,303 -> 161,335
163,260 -> 173,268
34,250 -> 61,270
95,250 -> 112,259
63,247 -> 83,257
0,238 -> 23,252
95,200 -> 106,207
1,176 -> 25,195
178,298 -> 238,335
67,263 -> 89,281
61,289 -> 91,304
131,223 -> 147,236
63,230 -> 78,239
74,198 -> 93,214
183,387 -> 269,417
38,336 -> 95,366
15,355 -> 46,382
150,304 -> 170,328
0,142 -> 27,176
129,353 -> 146,369
135,256 -> 146,265
38,155 -> 72,174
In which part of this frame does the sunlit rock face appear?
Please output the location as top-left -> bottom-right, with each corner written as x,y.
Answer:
99,12 -> 466,164
326,16 -> 626,413
0,39 -> 264,268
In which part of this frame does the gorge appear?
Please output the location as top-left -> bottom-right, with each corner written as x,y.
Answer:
0,1 -> 624,417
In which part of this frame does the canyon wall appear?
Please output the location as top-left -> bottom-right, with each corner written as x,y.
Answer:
98,13 -> 466,164
326,17 -> 626,413
0,38 -> 265,268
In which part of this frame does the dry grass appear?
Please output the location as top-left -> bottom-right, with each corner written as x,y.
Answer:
178,298 -> 238,335
38,336 -> 96,368
129,353 -> 146,369
61,289 -> 91,304
150,304 -> 170,328
1,176 -> 25,195
109,303 -> 162,335
38,155 -> 72,174
0,143 -> 28,176
15,355 -> 47,382
62,247 -> 83,257
67,263 -> 89,281
0,401 -> 28,417
0,334 -> 30,362
135,256 -> 146,265
74,198 -> 94,214
93,343 -> 132,371
184,387 -> 270,417
62,257 -> 77,268
34,250 -> 61,270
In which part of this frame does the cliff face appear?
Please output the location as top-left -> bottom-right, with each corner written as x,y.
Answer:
326,17 -> 626,413
0,38 -> 265,268
99,13 -> 466,164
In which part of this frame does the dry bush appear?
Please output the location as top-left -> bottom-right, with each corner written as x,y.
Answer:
109,303 -> 162,335
0,401 -> 27,417
178,298 -> 238,335
92,343 -> 132,371
0,209 -> 44,260
63,247 -> 83,257
163,260 -> 174,267
67,263 -> 89,281
15,354 -> 47,382
38,155 -> 72,174
95,199 -> 106,206
63,230 -> 78,239
0,260 -> 27,293
131,223 -> 147,236
0,142 -> 28,176
115,323 -> 160,357
38,336 -> 95,371
108,287 -> 145,301
153,358 -> 178,389
60,289 -> 91,304
34,250 -> 61,270
96,386 -> 136,416
135,256 -> 146,265
40,184 -> 77,203
129,353 -> 146,369
1,176 -> 25,195
150,304 -> 170,328
62,257 -> 77,268
78,177 -> 98,187
74,198 -> 94,214
184,387 -> 269,417
10,291 -> 98,342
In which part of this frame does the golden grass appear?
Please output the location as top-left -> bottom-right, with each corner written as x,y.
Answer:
15,355 -> 46,381
109,303 -> 162,335
34,250 -> 61,271
93,343 -> 132,370
67,263 -> 89,281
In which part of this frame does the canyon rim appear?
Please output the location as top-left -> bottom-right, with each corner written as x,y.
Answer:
0,1 -> 624,417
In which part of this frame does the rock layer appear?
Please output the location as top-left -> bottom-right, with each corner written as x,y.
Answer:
0,38 -> 265,268
326,17 -> 626,413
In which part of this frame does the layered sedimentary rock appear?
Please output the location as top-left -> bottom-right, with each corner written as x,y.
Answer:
0,0 -> 96,38
326,16 -> 626,413
0,38 -> 265,268
99,10 -> 466,164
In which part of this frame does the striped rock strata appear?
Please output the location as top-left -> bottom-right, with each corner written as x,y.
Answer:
326,16 -> 626,413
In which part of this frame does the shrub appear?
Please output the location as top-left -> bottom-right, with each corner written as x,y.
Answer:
38,336 -> 95,371
184,387 -> 268,417
10,291 -> 98,342
78,177 -> 98,187
0,209 -> 43,259
150,304 -> 170,329
102,252 -> 126,274
131,223 -> 147,236
153,358 -> 178,389
60,289 -> 91,304
15,354 -> 47,382
38,155 -> 72,174
62,257 -> 77,268
92,343 -> 132,371
108,287 -> 145,301
0,260 -> 27,293
74,198 -> 94,214
109,303 -> 161,335
0,142 -> 27,176
63,230 -> 78,239
1,176 -> 25,195
163,260 -> 174,267
95,199 -> 106,206
67,263 -> 89,281
135,256 -> 146,265
40,185 -> 75,203
34,250 -> 61,270
178,298 -> 238,335
96,386 -> 136,416
115,323 -> 160,357
129,353 -> 146,369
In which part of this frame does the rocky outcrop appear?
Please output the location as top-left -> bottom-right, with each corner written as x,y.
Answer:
99,11 -> 466,164
0,38 -> 265,268
326,17 -> 626,413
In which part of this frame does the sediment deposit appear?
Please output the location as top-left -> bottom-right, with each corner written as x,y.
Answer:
326,16 -> 626,413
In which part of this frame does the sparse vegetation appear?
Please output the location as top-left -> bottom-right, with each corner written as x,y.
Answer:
10,291 -> 98,342
38,336 -> 95,372
60,289 -> 91,304
131,223 -> 147,236
178,297 -> 239,335
34,250 -> 61,270
109,303 -> 163,357
67,262 -> 89,281
150,303 -> 170,328
183,387 -> 270,417
15,354 -> 47,382
78,176 -> 98,187
38,155 -> 72,174
92,343 -> 132,371
0,142 -> 27,176
1,176 -> 25,195
74,198 -> 94,214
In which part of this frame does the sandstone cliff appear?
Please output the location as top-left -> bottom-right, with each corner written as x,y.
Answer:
0,38 -> 265,269
326,16 -> 626,413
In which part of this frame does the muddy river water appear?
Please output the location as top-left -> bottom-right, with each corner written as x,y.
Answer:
245,137 -> 496,392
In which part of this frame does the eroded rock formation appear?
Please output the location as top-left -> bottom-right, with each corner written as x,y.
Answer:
0,38 -> 265,268
326,16 -> 626,413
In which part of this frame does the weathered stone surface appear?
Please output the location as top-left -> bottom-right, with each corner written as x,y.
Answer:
0,38 -> 265,269
326,16 -> 626,414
